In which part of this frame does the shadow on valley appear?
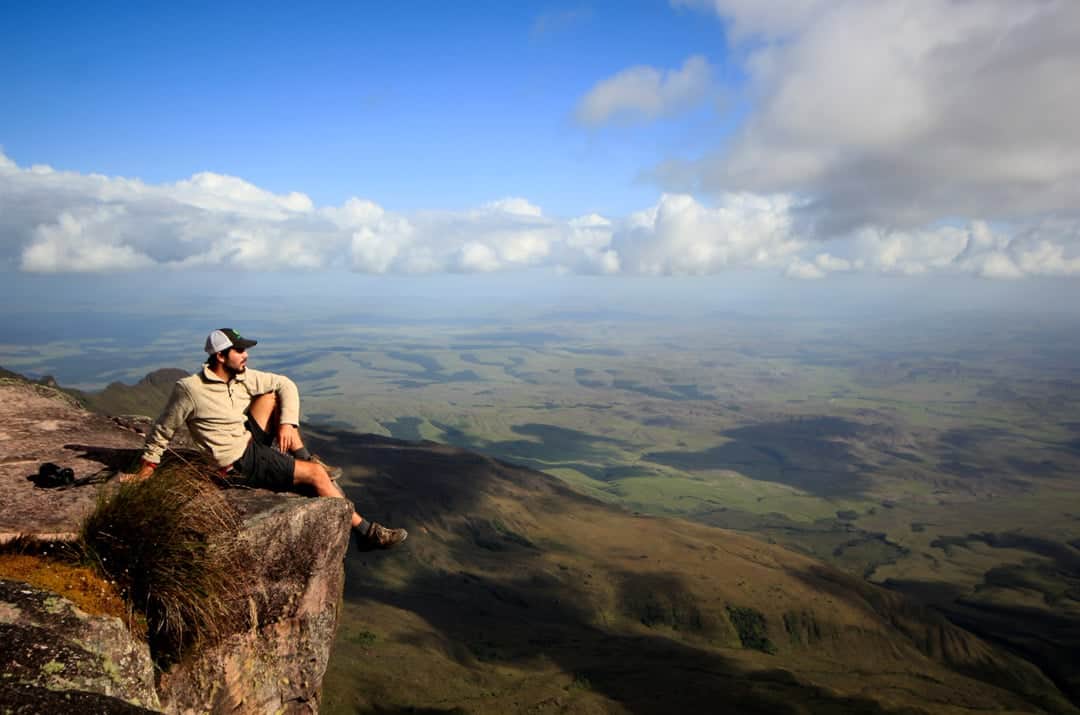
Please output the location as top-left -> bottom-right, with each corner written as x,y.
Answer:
884,573 -> 1080,710
429,421 -> 629,477
346,570 -> 917,715
307,430 -> 912,712
378,417 -> 427,442
305,427 -> 600,535
786,566 -> 1076,714
693,506 -> 909,580
570,369 -> 714,401
338,352 -> 483,388
883,531 -> 1080,708
309,429 -> 1072,714
341,514 -> 916,715
644,417 -> 874,498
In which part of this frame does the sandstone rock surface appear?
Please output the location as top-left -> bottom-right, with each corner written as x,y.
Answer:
0,578 -> 161,712
0,380 -> 144,540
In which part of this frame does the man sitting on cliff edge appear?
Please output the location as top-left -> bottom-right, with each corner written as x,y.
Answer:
126,328 -> 407,550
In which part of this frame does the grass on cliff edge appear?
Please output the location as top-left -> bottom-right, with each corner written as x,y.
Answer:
79,457 -> 246,663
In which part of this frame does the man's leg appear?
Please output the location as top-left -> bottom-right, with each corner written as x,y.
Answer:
293,459 -> 361,526
248,392 -> 279,433
248,393 -> 314,460
252,394 -> 405,548
293,460 -> 407,549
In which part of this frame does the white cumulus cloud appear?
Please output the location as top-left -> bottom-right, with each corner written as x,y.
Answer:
786,220 -> 1080,279
458,242 -> 502,272
576,55 -> 714,126
0,152 -> 614,275
22,207 -> 155,273
664,0 -> 1080,236
611,192 -> 804,275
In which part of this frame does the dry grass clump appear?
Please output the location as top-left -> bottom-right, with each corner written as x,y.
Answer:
80,458 -> 245,662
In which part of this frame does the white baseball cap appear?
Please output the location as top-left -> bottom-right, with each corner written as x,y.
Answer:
205,328 -> 258,354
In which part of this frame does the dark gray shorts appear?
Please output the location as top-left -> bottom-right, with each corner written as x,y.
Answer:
229,417 -> 296,491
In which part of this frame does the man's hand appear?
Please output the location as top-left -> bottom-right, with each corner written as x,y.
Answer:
120,459 -> 157,483
277,423 -> 303,454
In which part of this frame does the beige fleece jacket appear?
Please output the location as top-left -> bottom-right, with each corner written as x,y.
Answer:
142,365 -> 300,467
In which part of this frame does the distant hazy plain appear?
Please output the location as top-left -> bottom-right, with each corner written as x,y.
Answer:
6,268 -> 1080,706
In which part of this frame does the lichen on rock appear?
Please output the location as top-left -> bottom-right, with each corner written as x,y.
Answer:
0,578 -> 160,711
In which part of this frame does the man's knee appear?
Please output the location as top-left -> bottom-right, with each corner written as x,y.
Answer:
248,392 -> 280,431
292,459 -> 329,487
251,392 -> 278,411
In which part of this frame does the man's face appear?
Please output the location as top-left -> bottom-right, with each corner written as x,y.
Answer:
223,347 -> 248,374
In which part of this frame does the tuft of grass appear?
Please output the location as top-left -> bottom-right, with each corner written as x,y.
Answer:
80,457 -> 245,663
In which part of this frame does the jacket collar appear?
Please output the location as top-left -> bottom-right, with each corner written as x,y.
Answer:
201,365 -> 248,384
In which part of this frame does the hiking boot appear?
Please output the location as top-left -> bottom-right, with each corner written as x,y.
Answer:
353,522 -> 408,551
310,455 -> 343,482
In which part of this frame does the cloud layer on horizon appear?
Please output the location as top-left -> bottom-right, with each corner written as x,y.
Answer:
1,151 -> 1077,280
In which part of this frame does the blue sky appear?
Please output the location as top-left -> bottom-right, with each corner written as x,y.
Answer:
1,1 -> 1078,286
2,1 -> 734,216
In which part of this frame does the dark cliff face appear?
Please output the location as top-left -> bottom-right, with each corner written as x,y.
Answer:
158,491 -> 352,714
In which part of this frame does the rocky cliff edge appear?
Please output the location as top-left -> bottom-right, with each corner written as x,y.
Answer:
0,379 -> 352,714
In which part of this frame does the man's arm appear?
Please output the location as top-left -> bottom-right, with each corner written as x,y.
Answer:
246,369 -> 302,453
269,373 -> 302,453
272,374 -> 301,426
246,369 -> 300,422
128,381 -> 194,480
276,422 -> 303,453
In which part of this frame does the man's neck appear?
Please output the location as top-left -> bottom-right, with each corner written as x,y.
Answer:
209,364 -> 234,381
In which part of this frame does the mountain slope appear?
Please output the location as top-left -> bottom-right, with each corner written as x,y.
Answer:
81,368 -> 189,417
310,428 -> 1073,714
